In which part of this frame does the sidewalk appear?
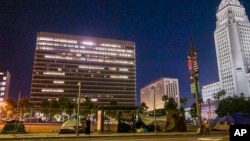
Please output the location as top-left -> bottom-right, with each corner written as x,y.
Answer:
0,131 -> 229,140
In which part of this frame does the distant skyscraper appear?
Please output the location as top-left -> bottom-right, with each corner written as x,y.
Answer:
202,0 -> 250,100
0,71 -> 11,104
30,32 -> 136,107
140,77 -> 180,111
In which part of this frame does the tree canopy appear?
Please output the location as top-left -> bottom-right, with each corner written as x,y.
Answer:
215,94 -> 250,116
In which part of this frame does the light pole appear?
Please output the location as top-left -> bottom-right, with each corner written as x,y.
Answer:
76,82 -> 81,136
151,86 -> 157,134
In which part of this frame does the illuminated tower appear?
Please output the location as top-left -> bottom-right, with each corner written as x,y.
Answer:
214,0 -> 250,97
30,32 -> 136,107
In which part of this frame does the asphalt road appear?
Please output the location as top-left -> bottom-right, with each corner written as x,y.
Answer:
2,135 -> 229,141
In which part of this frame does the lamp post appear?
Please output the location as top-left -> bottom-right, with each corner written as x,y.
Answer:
151,86 -> 157,134
76,82 -> 81,136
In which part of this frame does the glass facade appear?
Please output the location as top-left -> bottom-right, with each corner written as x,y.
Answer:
30,32 -> 136,107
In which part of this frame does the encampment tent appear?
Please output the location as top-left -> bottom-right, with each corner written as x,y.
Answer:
1,120 -> 26,134
59,118 -> 84,134
212,113 -> 250,131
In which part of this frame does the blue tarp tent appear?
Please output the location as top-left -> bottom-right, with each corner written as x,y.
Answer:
230,113 -> 250,125
212,113 -> 250,131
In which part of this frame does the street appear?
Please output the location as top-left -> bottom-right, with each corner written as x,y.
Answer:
4,135 -> 229,141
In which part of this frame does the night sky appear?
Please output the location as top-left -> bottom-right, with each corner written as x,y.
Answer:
1,0 -> 249,107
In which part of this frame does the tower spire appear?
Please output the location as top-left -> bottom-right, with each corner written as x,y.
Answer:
218,0 -> 242,11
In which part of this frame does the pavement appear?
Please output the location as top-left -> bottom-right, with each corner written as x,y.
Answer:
0,131 -> 229,140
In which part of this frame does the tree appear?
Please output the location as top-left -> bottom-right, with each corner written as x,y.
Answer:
58,96 -> 75,115
81,97 -> 94,117
2,98 -> 17,119
189,103 -> 197,120
180,98 -> 188,108
162,96 -> 178,111
105,100 -> 118,119
40,99 -> 60,121
179,97 -> 188,118
18,97 -> 30,118
215,94 -> 250,116
214,90 -> 226,106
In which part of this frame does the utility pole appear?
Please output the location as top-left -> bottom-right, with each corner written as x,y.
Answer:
187,38 -> 202,129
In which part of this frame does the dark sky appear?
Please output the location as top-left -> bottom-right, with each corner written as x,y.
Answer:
1,0 -> 249,106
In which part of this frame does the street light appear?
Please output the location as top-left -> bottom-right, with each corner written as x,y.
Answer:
76,82 -> 81,136
151,86 -> 157,134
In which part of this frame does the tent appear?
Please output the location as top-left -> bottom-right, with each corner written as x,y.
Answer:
1,120 -> 26,134
212,113 -> 250,131
59,118 -> 84,134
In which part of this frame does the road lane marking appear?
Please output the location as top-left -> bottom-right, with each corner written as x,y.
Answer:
197,137 -> 223,141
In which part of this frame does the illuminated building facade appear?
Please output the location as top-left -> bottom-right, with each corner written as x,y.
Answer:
202,0 -> 250,100
30,32 -> 136,107
140,77 -> 180,111
201,0 -> 250,119
0,71 -> 11,104
215,0 -> 250,97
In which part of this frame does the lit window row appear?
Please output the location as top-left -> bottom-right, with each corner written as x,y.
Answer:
38,42 -> 79,48
82,41 -> 95,46
53,81 -> 64,84
119,68 -> 128,71
109,67 -> 129,71
0,82 -> 6,85
110,75 -> 128,79
44,54 -> 133,64
69,48 -> 133,57
38,37 -> 77,44
41,89 -> 64,93
79,65 -> 104,70
95,47 -> 133,53
100,43 -> 121,48
45,55 -> 82,60
38,37 -> 125,49
39,46 -> 133,58
43,71 -> 65,76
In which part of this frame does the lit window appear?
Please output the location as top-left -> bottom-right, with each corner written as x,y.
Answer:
41,89 -> 64,93
53,81 -> 64,84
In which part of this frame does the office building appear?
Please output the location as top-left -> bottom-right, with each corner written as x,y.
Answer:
201,82 -> 221,102
202,0 -> 250,100
0,71 -> 11,104
30,32 -> 136,107
140,77 -> 180,111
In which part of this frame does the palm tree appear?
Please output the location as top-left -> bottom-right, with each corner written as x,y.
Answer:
180,97 -> 188,108
180,97 -> 188,118
214,89 -> 226,107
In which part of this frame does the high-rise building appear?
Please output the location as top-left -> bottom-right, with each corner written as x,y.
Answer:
0,71 -> 11,104
30,32 -> 136,107
202,0 -> 250,100
140,77 -> 180,111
